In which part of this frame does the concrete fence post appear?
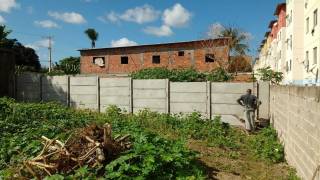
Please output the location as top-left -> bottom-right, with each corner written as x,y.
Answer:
97,76 -> 100,112
166,79 -> 170,114
67,76 -> 70,107
129,77 -> 133,114
206,81 -> 211,119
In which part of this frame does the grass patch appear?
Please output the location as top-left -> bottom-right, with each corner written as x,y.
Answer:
0,98 -> 299,179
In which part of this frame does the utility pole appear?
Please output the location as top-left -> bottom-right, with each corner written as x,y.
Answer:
48,36 -> 52,72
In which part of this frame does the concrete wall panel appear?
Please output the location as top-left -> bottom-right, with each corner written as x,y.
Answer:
42,76 -> 68,105
170,82 -> 209,117
69,76 -> 97,110
100,77 -> 131,112
133,79 -> 168,113
211,82 -> 254,94
16,73 -> 41,102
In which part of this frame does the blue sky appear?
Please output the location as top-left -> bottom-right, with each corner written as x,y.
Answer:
0,0 -> 283,66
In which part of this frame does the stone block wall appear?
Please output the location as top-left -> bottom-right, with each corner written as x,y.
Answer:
270,85 -> 320,180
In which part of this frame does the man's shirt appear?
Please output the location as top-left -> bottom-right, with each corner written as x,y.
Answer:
237,94 -> 257,110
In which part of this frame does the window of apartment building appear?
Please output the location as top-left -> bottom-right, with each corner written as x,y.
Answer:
205,54 -> 215,63
313,47 -> 318,64
152,55 -> 161,64
306,17 -> 310,33
306,51 -> 309,71
290,35 -> 293,50
178,51 -> 184,56
314,9 -> 318,27
289,60 -> 292,71
286,61 -> 289,72
279,51 -> 282,59
121,56 -> 128,64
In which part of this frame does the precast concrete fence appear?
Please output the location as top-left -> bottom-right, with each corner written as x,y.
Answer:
15,73 -> 267,122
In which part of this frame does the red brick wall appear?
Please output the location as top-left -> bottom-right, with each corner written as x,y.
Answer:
80,40 -> 230,74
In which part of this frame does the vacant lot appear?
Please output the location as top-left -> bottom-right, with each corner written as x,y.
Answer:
0,98 -> 298,179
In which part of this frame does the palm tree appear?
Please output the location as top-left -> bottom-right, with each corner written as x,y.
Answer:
218,27 -> 250,74
84,28 -> 99,48
219,27 -> 249,56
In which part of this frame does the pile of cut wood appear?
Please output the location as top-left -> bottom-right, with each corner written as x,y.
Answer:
22,123 -> 131,179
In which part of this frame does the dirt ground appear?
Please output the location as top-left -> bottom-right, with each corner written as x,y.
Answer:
187,139 -> 296,180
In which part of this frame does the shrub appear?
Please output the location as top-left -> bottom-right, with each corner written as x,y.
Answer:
131,67 -> 173,80
207,68 -> 233,82
105,132 -> 204,179
249,126 -> 284,163
0,98 -> 95,169
255,66 -> 283,84
0,100 -> 205,179
131,67 -> 233,82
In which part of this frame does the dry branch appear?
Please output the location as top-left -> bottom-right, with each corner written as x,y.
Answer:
22,123 -> 131,179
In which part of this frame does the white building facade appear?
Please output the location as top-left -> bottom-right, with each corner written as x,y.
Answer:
255,0 -> 320,86
303,0 -> 320,85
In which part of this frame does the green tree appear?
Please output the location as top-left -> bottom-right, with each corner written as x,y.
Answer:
219,26 -> 250,74
84,28 -> 99,48
55,56 -> 80,74
256,66 -> 283,84
0,25 -> 17,48
0,25 -> 40,70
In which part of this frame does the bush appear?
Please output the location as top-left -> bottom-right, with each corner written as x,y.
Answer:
0,100 -> 205,179
207,68 -> 233,82
249,126 -> 284,163
0,98 -> 95,169
105,133 -> 204,179
255,66 -> 283,84
131,67 -> 233,82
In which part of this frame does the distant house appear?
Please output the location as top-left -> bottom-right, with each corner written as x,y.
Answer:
79,38 -> 231,74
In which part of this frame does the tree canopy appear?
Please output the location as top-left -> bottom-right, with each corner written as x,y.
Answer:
84,28 -> 99,48
0,25 -> 41,71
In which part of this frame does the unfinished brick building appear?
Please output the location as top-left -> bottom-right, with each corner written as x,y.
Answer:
79,38 -> 231,74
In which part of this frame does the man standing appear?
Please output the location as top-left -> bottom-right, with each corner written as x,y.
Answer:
237,89 -> 259,132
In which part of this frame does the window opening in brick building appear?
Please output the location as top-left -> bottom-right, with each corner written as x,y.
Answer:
152,55 -> 160,64
121,56 -> 129,64
205,54 -> 215,62
178,51 -> 184,56
92,57 -> 105,67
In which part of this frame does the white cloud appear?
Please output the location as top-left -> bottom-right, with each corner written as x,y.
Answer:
120,5 -> 160,24
34,20 -> 59,29
0,0 -> 19,13
143,25 -> 173,37
110,38 -> 138,47
0,15 -> 5,24
48,11 -> 86,24
207,23 -> 225,39
206,22 -> 254,41
240,32 -> 254,41
98,11 -> 118,23
26,39 -> 55,50
99,4 -> 160,24
162,3 -> 191,28
25,44 -> 39,50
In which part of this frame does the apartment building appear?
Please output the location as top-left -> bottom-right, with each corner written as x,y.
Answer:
255,3 -> 287,75
303,0 -> 320,84
255,0 -> 320,85
285,0 -> 304,84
